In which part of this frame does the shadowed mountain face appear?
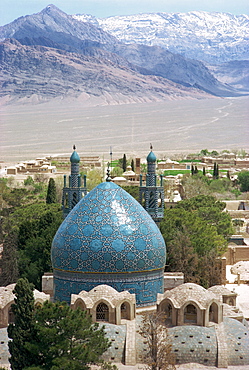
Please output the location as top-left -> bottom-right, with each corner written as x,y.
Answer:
0,39 -> 211,104
0,5 -> 244,104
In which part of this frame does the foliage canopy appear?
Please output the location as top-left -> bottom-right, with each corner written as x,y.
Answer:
160,195 -> 234,287
8,279 -> 111,370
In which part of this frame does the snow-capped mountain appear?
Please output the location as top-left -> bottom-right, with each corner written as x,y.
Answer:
74,11 -> 249,64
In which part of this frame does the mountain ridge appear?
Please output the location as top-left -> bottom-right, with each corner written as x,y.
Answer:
74,10 -> 249,64
0,5 -> 245,105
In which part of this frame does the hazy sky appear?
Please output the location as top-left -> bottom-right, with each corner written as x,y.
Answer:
1,0 -> 249,26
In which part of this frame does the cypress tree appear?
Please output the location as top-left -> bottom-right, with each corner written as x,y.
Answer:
191,164 -> 194,176
0,230 -> 18,286
216,164 -> 219,179
203,167 -> 206,176
213,162 -> 217,179
131,158 -> 135,172
194,165 -> 198,174
122,154 -> 127,172
46,178 -> 57,204
8,278 -> 37,370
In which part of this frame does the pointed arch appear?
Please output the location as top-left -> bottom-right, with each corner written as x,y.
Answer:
8,306 -> 15,324
209,302 -> 219,324
74,298 -> 86,311
72,192 -> 78,208
184,303 -> 197,324
158,192 -> 163,208
96,302 -> 109,322
120,301 -> 131,320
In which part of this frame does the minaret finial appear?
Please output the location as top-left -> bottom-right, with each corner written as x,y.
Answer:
106,162 -> 112,182
73,144 -> 76,150
150,143 -> 153,151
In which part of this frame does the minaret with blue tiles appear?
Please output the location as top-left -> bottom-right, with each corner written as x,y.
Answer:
62,145 -> 87,218
139,145 -> 164,224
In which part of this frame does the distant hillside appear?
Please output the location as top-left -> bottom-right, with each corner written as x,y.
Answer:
207,60 -> 249,92
0,39 -> 211,105
0,5 -> 244,104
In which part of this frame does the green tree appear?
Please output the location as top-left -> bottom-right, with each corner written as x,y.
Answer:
24,176 -> 35,186
87,168 -> 102,191
131,158 -> 135,172
122,154 -> 127,172
0,229 -> 18,286
181,174 -> 210,199
46,178 -> 57,204
213,162 -> 217,179
160,195 -> 233,287
238,170 -> 249,192
121,185 -> 139,201
8,278 -> 37,370
26,301 -> 111,370
200,149 -> 209,156
17,205 -> 63,289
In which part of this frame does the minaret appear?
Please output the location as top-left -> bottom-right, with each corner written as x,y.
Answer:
139,145 -> 164,224
62,145 -> 87,218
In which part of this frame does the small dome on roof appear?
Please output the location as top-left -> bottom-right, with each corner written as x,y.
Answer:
165,283 -> 217,308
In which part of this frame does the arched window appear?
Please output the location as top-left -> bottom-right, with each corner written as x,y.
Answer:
72,192 -> 78,208
8,307 -> 15,324
184,304 -> 197,324
96,303 -> 109,322
64,193 -> 69,208
121,302 -> 130,320
34,302 -> 42,309
165,303 -> 172,324
209,302 -> 219,324
141,192 -> 146,207
149,191 -> 155,209
75,300 -> 86,311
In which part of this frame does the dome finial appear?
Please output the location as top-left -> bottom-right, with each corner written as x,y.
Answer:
147,145 -> 156,163
70,145 -> 80,163
106,163 -> 112,182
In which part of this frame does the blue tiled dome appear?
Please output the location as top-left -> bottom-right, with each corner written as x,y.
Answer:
52,181 -> 166,306
52,181 -> 166,273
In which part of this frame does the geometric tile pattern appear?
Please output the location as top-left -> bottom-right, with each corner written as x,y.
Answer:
53,181 -> 166,273
52,181 -> 166,306
53,268 -> 164,306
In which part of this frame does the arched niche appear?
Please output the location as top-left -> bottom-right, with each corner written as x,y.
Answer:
74,299 -> 86,311
184,304 -> 197,324
8,306 -> 15,324
209,302 -> 219,324
120,301 -> 131,320
96,302 -> 109,322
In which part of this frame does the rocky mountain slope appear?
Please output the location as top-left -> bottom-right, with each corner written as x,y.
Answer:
0,39 -> 210,104
207,60 -> 249,91
0,5 -> 244,104
74,11 -> 249,64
